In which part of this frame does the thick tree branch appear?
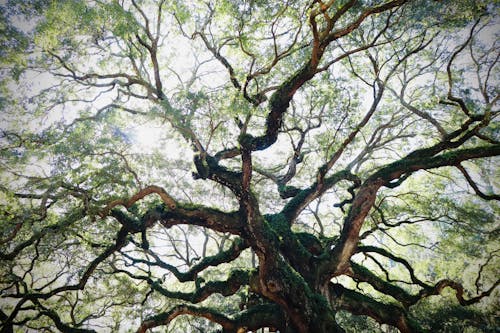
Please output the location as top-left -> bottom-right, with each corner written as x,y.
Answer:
280,170 -> 360,223
327,143 -> 500,277
348,261 -> 419,308
357,245 -> 429,287
136,303 -> 285,333
100,185 -> 177,218
214,0 -> 409,160
417,278 -> 500,306
328,283 -> 423,333
136,304 -> 234,333
144,203 -> 245,236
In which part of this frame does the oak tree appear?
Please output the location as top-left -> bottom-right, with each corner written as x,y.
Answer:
1,0 -> 499,332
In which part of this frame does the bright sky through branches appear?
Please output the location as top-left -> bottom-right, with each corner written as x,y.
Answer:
0,1 -> 499,332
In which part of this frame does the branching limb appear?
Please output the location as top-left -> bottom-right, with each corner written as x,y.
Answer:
354,246 -> 500,307
281,170 -> 360,223
38,306 -> 97,333
456,164 -> 500,200
325,143 -> 500,277
100,185 -> 177,218
213,0 -> 409,160
192,9 -> 244,94
114,268 -> 253,305
1,228 -> 129,331
0,209 -> 85,261
417,278 -> 500,306
254,119 -> 319,199
136,303 -> 286,333
348,261 -> 420,308
136,304 -> 234,333
121,237 -> 249,282
328,282 -> 423,333
145,203 -> 244,236
357,246 -> 426,288
445,18 -> 483,116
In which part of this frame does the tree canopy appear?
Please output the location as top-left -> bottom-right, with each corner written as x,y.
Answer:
0,0 -> 499,332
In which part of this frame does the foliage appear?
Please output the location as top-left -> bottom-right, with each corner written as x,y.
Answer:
0,0 -> 499,332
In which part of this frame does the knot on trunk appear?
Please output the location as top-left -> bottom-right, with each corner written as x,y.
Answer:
267,279 -> 283,293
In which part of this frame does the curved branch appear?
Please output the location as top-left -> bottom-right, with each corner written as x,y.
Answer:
357,245 -> 429,287
445,18 -> 482,116
327,143 -> 500,276
348,261 -> 419,308
100,185 -> 177,218
417,278 -> 500,306
1,228 -> 129,330
115,268 -> 253,305
456,164 -> 500,200
6,228 -> 128,301
352,248 -> 500,308
215,0 -> 409,159
136,304 -> 234,333
192,30 -> 243,95
281,170 -> 360,223
136,303 -> 285,333
0,209 -> 85,261
324,0 -> 408,45
39,308 -> 97,333
328,282 -> 423,333
124,237 -> 249,282
147,203 -> 245,236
